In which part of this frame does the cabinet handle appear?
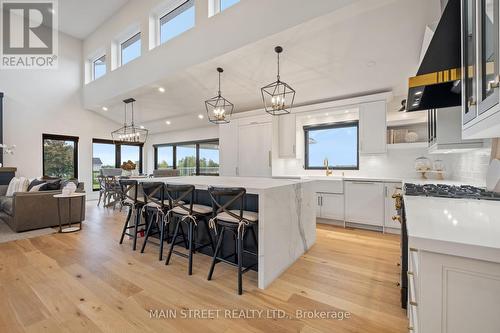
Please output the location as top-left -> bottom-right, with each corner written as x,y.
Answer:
408,326 -> 414,331
409,301 -> 418,307
236,167 -> 239,176
318,196 -> 320,206
409,247 -> 418,252
467,98 -> 477,107
321,196 -> 323,206
268,151 -> 272,168
407,271 -> 414,276
392,215 -> 402,223
293,144 -> 296,154
350,181 -> 377,185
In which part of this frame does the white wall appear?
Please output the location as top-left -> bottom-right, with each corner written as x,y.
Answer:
144,126 -> 219,173
0,32 -> 119,193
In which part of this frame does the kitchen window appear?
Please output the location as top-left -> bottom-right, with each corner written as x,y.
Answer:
92,55 -> 106,80
121,32 -> 141,65
159,0 -> 195,45
304,121 -> 359,170
43,134 -> 79,178
154,139 -> 220,176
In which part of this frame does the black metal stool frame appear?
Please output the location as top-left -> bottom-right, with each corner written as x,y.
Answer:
118,180 -> 147,251
206,186 -> 258,295
164,184 -> 215,275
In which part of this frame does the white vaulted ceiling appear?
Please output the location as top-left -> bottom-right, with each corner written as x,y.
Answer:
91,0 -> 440,133
58,0 -> 129,39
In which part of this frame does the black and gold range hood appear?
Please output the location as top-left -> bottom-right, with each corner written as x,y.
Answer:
407,0 -> 461,112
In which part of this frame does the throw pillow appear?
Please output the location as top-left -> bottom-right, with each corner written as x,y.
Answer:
43,179 -> 61,191
6,178 -> 19,196
18,177 -> 30,192
29,183 -> 47,192
28,179 -> 45,191
60,179 -> 78,190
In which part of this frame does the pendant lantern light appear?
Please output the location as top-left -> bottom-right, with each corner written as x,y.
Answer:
205,67 -> 234,124
261,46 -> 296,115
111,98 -> 148,143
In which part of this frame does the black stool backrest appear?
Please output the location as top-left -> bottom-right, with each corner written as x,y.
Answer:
208,186 -> 246,221
119,179 -> 139,204
165,184 -> 195,214
142,182 -> 165,207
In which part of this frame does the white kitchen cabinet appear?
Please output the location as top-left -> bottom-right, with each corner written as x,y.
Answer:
413,248 -> 500,333
384,182 -> 402,232
344,181 -> 384,226
237,122 -> 272,177
318,193 -> 344,220
359,101 -> 387,154
219,120 -> 239,176
461,0 -> 500,139
278,113 -> 297,158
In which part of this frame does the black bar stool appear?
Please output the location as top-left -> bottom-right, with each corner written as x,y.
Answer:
140,182 -> 182,261
118,180 -> 147,251
207,186 -> 258,295
164,184 -> 215,275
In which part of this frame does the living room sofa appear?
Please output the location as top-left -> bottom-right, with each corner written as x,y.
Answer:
0,182 -> 85,232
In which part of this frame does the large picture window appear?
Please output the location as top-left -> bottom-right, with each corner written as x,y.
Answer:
92,139 -> 143,190
159,0 -> 195,45
304,121 -> 359,170
43,134 -> 79,178
154,139 -> 219,176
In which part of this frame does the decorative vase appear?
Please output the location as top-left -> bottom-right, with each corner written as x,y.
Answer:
122,169 -> 132,177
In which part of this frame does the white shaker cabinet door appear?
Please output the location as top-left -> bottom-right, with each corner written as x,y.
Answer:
237,122 -> 273,177
344,181 -> 384,226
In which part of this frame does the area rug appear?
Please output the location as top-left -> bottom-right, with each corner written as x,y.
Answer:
0,221 -> 56,244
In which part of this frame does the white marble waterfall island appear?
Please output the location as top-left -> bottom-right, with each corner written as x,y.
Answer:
141,176 -> 317,289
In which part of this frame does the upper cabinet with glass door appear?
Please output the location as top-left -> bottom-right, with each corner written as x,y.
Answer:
462,0 -> 500,139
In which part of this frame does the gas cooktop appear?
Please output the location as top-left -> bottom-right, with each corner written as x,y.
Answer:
404,183 -> 500,201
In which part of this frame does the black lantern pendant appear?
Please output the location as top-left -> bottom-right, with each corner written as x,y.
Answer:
205,67 -> 234,124
111,98 -> 148,143
261,46 -> 296,116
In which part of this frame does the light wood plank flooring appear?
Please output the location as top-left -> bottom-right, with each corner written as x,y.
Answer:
0,202 -> 408,332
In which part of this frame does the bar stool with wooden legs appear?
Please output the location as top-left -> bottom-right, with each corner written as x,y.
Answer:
207,187 -> 258,295
164,184 -> 215,275
118,179 -> 147,251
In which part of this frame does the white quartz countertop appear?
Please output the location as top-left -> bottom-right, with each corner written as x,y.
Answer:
141,176 -> 310,194
404,195 -> 500,263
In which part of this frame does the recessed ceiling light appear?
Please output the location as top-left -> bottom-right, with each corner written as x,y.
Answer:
48,8 -> 55,14
325,113 -> 329,116
344,110 -> 349,113
165,120 -> 171,125
102,106 -> 108,111
158,87 -> 165,93
140,125 -> 145,129
198,114 -> 204,119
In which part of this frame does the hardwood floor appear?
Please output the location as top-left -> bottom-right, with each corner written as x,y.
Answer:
0,202 -> 408,332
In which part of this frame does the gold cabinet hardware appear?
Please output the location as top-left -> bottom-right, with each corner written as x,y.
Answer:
409,301 -> 418,306
467,98 -> 477,107
407,271 -> 414,276
408,326 -> 414,331
409,248 -> 418,252
392,215 -> 402,223
488,75 -> 500,90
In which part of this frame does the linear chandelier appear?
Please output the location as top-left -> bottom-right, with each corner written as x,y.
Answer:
111,98 -> 148,143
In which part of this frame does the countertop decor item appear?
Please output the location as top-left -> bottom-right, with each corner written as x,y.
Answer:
111,98 -> 148,143
205,67 -> 234,124
261,46 -> 296,115
415,156 -> 432,179
121,160 -> 136,176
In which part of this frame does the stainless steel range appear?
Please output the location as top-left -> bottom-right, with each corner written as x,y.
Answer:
404,183 -> 500,200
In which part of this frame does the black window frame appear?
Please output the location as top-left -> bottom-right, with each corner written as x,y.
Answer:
159,0 -> 195,45
92,138 -> 144,191
304,121 -> 359,170
120,32 -> 141,66
92,54 -> 106,80
42,133 -> 79,178
154,138 -> 219,176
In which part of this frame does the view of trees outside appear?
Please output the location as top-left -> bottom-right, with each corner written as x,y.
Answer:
157,142 -> 219,175
43,139 -> 76,178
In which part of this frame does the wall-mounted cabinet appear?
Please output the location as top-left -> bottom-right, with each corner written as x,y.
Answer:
359,101 -> 387,154
462,0 -> 500,138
